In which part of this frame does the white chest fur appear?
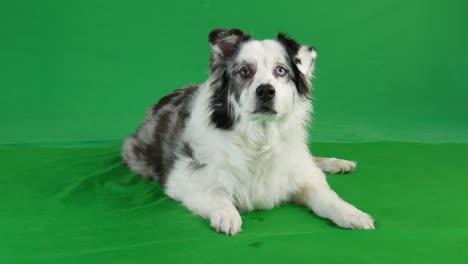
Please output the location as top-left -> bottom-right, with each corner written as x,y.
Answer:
215,126 -> 303,211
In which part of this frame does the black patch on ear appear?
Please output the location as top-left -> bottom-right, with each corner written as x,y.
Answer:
209,29 -> 251,44
209,72 -> 235,130
277,33 -> 311,97
277,33 -> 301,54
209,29 -> 251,57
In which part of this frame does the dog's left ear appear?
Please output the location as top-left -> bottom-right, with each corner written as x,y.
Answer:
277,33 -> 317,78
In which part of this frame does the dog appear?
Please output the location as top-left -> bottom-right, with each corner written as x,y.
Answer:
122,29 -> 375,235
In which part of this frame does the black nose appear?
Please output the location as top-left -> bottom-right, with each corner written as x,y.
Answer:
256,84 -> 275,102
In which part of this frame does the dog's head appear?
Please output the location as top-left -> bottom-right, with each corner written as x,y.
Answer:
208,29 -> 316,130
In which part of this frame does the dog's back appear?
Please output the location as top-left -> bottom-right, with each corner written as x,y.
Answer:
122,85 -> 198,184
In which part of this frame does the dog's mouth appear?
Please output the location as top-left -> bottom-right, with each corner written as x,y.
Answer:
253,106 -> 277,115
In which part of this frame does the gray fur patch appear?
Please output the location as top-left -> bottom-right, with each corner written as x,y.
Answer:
181,142 -> 207,170
122,85 -> 199,185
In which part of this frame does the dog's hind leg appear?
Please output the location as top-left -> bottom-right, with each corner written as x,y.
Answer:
313,157 -> 356,174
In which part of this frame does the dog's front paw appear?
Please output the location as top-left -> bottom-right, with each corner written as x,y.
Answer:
335,209 -> 375,230
323,158 -> 356,174
210,208 -> 242,235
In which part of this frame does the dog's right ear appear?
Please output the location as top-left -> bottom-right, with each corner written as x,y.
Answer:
209,29 -> 251,61
207,29 -> 249,130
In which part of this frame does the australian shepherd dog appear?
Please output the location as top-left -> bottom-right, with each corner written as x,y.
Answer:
123,29 -> 375,235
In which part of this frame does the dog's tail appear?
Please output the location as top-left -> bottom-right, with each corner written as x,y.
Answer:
122,135 -> 156,180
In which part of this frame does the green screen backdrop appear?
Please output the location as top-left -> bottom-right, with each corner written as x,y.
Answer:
1,1 -> 467,263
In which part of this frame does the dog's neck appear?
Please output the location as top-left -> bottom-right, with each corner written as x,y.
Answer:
233,107 -> 310,150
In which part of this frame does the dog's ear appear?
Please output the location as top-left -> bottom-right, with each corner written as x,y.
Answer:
209,29 -> 251,60
207,29 -> 250,130
277,33 -> 317,96
277,33 -> 317,78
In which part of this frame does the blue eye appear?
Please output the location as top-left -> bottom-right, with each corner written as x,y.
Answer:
275,66 -> 287,76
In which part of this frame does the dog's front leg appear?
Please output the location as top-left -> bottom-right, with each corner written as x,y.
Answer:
167,185 -> 242,235
293,162 -> 375,230
313,157 -> 356,174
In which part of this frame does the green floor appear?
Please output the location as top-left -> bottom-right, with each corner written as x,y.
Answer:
1,142 -> 467,263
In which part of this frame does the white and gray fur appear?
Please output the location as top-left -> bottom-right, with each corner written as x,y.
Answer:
123,29 -> 375,235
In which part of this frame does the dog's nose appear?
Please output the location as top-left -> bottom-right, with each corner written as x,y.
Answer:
256,84 -> 275,102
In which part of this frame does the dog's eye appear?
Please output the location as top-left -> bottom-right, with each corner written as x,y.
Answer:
275,66 -> 287,76
239,67 -> 252,78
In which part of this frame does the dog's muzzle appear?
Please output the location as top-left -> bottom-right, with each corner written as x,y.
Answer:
254,84 -> 277,114
256,84 -> 275,102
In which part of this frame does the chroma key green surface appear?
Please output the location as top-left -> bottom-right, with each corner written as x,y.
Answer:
1,0 -> 467,263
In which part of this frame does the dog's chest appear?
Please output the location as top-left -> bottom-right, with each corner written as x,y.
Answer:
224,141 -> 296,211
